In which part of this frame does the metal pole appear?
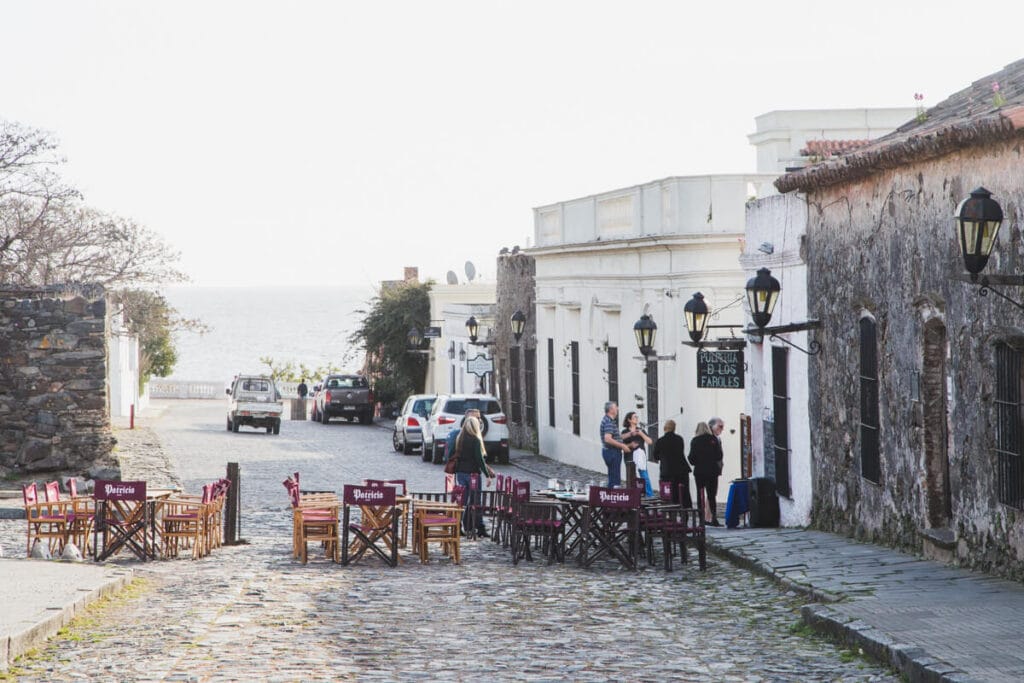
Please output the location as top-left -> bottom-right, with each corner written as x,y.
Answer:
225,462 -> 242,544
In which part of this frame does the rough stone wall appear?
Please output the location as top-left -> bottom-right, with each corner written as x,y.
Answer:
0,285 -> 118,479
494,252 -> 538,452
805,136 -> 1024,579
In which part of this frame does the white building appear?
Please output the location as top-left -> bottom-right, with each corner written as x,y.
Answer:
424,283 -> 497,396
107,306 -> 141,418
529,174 -> 775,488
742,107 -> 915,525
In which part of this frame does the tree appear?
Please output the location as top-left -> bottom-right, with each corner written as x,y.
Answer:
349,281 -> 432,406
0,119 -> 186,288
114,289 -> 205,387
258,357 -> 341,383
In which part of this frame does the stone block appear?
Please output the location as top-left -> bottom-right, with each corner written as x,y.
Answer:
31,333 -> 79,350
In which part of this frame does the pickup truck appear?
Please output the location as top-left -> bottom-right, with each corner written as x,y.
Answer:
313,374 -> 374,425
226,375 -> 283,434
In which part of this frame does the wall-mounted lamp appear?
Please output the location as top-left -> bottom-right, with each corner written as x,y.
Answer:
633,313 -> 657,357
510,310 -> 526,342
459,346 -> 467,362
742,267 -> 821,355
953,187 -> 1024,311
466,316 -> 479,343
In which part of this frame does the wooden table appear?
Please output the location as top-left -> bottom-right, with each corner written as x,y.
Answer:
93,482 -> 176,562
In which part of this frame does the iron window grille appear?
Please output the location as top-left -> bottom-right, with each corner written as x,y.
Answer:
859,317 -> 881,484
571,341 -> 581,436
607,346 -> 619,405
772,346 -> 792,497
509,347 -> 522,424
995,342 -> 1024,508
645,359 -> 659,441
547,338 -> 555,428
524,348 -> 536,428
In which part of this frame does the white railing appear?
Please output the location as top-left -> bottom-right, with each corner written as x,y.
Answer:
149,379 -> 303,400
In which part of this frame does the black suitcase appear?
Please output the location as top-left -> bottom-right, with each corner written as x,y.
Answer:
748,477 -> 780,527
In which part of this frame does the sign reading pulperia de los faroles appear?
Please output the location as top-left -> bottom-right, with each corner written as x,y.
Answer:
697,349 -> 744,389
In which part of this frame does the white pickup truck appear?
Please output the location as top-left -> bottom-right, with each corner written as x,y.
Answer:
226,375 -> 283,435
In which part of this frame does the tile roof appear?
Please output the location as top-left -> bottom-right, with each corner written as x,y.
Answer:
800,139 -> 872,158
777,58 -> 1024,193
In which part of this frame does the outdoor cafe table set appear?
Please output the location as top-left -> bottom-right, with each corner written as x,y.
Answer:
285,472 -> 706,572
21,477 -> 231,562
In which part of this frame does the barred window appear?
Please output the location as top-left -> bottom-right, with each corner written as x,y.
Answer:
509,347 -> 522,424
645,360 -> 659,441
995,342 -> 1024,507
571,341 -> 580,436
524,348 -> 536,428
547,339 -> 555,428
607,346 -> 618,405
772,346 -> 791,497
859,317 -> 881,483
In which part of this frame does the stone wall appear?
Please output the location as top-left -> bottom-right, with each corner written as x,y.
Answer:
804,136 -> 1024,579
0,285 -> 118,479
494,252 -> 538,452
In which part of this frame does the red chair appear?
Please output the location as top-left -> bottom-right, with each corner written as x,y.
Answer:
510,481 -> 566,565
23,482 -> 68,556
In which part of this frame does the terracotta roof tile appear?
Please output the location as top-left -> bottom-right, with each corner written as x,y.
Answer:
777,58 -> 1024,193
800,139 -> 872,158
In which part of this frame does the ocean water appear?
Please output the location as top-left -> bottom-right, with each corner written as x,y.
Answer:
162,285 -> 375,382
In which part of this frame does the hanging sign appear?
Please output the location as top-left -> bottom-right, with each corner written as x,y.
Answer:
697,349 -> 744,389
466,354 -> 494,377
423,326 -> 442,339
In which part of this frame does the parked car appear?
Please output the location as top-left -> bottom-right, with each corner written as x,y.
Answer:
226,375 -> 283,434
392,394 -> 437,455
314,374 -> 374,424
423,394 -> 509,464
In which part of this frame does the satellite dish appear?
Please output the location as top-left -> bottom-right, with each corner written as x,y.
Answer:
465,261 -> 476,282
446,270 -> 459,285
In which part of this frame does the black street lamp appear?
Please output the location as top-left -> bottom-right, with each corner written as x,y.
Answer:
510,310 -> 526,342
683,292 -> 709,343
633,314 -> 657,357
466,316 -> 479,343
745,267 -> 781,329
407,326 -> 424,350
956,187 -> 1004,280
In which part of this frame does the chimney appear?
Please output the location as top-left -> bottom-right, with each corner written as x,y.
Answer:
404,267 -> 419,283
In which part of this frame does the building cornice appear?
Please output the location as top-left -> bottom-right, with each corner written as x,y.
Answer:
526,232 -> 744,258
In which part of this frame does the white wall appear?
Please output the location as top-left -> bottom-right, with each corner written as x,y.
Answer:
107,326 -> 140,418
742,192 -> 812,526
530,175 -> 753,489
424,283 -> 496,396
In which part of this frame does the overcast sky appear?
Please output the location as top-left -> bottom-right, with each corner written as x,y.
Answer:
3,1 -> 1021,288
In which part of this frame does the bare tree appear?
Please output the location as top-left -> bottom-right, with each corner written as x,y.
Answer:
0,119 -> 186,288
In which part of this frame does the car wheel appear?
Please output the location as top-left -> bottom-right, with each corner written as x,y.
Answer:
232,419 -> 240,433
226,417 -> 232,431
266,426 -> 273,434
422,441 -> 433,462
273,421 -> 281,435
402,438 -> 414,455
321,409 -> 329,425
432,441 -> 445,465
360,411 -> 372,425
392,430 -> 402,451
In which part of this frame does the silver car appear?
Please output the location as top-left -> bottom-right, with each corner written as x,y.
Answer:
392,394 -> 437,455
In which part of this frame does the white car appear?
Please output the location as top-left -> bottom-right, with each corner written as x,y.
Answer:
392,394 -> 437,455
423,394 -> 509,464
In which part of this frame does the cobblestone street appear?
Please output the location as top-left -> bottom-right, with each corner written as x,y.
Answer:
0,401 -> 897,682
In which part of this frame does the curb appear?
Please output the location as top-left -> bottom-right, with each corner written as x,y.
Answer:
2,563 -> 133,672
705,535 -> 975,683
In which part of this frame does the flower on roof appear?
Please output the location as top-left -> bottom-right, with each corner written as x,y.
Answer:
993,81 -> 1007,107
914,93 -> 927,123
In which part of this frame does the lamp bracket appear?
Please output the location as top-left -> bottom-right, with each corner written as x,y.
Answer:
632,353 -> 677,362
469,340 -> 496,347
743,319 -> 821,356
976,276 -> 1024,313
681,340 -> 747,350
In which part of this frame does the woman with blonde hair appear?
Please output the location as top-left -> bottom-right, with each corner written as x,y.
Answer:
688,420 -> 724,525
453,416 -> 494,536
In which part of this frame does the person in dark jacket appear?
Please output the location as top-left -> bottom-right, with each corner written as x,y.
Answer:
453,416 -> 494,536
297,379 -> 308,399
653,419 -> 692,507
689,419 -> 724,525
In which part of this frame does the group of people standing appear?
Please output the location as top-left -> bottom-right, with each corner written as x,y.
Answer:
600,402 -> 725,526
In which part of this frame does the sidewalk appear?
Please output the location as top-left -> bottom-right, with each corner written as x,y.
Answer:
0,559 -> 132,671
708,527 -> 1024,683
501,446 -> 1024,682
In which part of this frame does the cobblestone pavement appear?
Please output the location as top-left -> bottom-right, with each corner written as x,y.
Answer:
0,400 -> 897,682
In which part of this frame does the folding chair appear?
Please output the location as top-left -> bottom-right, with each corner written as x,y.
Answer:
23,482 -> 68,556
160,495 -> 207,559
93,480 -> 154,562
412,498 -> 462,564
342,485 -> 400,567
364,480 -> 409,547
509,481 -> 566,565
579,486 -> 640,570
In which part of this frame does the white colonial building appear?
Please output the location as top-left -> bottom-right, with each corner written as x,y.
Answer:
423,282 -> 497,396
741,106 -> 915,525
528,174 -> 776,487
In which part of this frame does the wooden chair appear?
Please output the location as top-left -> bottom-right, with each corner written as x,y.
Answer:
509,482 -> 566,565
579,486 -> 640,570
23,482 -> 68,556
160,496 -> 206,559
412,499 -> 462,564
64,478 -> 95,554
284,478 -> 339,563
364,480 -> 409,547
342,485 -> 400,567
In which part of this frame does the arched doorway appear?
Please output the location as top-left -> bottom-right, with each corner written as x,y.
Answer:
922,319 -> 952,528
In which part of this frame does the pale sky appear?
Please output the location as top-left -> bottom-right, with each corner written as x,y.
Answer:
3,1 -> 1021,287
